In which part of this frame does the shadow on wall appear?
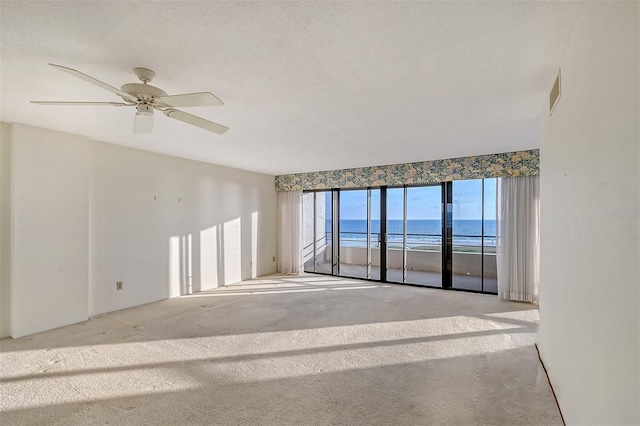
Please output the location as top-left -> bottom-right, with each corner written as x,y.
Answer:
169,212 -> 261,297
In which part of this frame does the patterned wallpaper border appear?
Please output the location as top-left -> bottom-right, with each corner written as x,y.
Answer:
275,149 -> 539,191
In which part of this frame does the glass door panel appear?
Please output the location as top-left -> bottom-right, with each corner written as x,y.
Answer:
452,180 -> 483,291
482,179 -> 498,293
369,189 -> 381,280
386,188 -> 405,283
406,186 -> 443,287
315,191 -> 333,274
302,192 -> 315,272
339,190 -> 368,279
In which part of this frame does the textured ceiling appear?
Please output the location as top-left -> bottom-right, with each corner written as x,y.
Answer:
0,1 -> 582,175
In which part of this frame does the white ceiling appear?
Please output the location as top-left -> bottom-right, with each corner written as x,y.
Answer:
0,1 -> 582,175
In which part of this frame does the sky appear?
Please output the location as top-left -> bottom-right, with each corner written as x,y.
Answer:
328,179 -> 497,220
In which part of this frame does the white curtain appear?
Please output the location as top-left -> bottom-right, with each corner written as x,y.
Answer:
497,176 -> 540,303
277,190 -> 303,274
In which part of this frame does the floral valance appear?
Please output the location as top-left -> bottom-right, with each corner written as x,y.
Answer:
275,149 -> 539,192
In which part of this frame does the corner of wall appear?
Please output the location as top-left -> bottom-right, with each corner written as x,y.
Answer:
87,139 -> 278,315
9,123 -> 90,338
3,122 -> 279,337
0,122 -> 12,339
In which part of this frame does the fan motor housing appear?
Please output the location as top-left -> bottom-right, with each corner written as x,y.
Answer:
136,104 -> 153,116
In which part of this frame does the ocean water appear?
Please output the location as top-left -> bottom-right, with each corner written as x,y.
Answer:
332,219 -> 496,248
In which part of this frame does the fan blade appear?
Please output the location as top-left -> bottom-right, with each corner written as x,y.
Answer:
49,63 -> 137,102
31,101 -> 130,106
133,111 -> 154,133
159,92 -> 223,107
164,109 -> 229,134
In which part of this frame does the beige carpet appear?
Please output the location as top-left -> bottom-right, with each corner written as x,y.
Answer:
0,274 -> 561,425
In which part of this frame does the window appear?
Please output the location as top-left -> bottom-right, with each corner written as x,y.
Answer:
302,179 -> 498,294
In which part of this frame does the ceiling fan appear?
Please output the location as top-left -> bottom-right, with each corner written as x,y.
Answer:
31,64 -> 229,134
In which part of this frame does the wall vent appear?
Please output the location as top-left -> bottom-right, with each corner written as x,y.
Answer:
550,69 -> 561,115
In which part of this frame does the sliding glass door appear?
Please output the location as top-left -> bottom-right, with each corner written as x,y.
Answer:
451,179 -> 497,292
406,186 -> 442,286
302,179 -> 497,294
482,179 -> 498,293
369,190 -> 381,280
339,189 -> 368,279
338,189 -> 380,279
386,188 -> 405,283
451,180 -> 483,291
384,186 -> 443,286
302,192 -> 315,273
302,191 -> 333,274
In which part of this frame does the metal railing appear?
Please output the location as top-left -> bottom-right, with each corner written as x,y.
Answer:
305,231 -> 497,261
335,231 -> 496,252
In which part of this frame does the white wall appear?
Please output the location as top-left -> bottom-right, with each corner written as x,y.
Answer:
538,2 -> 639,425
89,141 -> 277,316
0,123 -> 11,338
4,122 -> 277,337
10,124 -> 90,338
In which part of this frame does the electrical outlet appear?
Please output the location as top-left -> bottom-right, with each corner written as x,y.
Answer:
116,281 -> 123,290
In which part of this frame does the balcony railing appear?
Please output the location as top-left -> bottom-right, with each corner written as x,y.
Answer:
333,231 -> 496,253
304,231 -> 498,289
